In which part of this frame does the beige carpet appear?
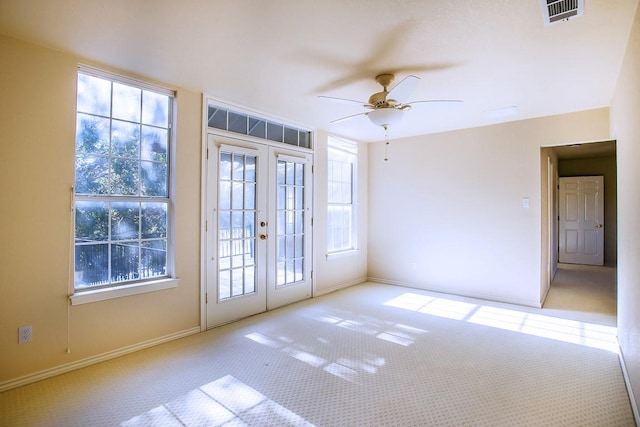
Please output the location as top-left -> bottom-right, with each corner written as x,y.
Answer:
1,271 -> 635,426
543,263 -> 617,326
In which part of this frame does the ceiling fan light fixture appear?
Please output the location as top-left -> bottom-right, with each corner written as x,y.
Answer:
367,108 -> 404,127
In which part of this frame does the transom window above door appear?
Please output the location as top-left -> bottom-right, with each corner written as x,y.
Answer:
207,102 -> 312,149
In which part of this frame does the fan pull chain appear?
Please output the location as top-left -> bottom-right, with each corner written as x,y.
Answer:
383,125 -> 390,161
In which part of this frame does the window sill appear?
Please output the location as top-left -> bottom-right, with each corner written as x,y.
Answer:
326,249 -> 360,260
70,278 -> 180,305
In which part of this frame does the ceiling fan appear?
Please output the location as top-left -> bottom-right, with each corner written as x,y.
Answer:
319,73 -> 462,129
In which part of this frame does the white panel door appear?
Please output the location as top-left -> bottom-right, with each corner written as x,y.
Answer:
558,176 -> 604,265
205,135 -> 313,327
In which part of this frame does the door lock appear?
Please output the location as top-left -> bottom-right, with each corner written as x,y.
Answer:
260,221 -> 267,227
595,224 -> 603,228
260,234 -> 268,240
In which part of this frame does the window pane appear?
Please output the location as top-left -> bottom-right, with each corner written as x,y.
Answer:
245,213 -> 255,238
75,155 -> 109,195
231,269 -> 243,296
219,270 -> 231,299
245,266 -> 255,293
283,126 -> 298,145
219,211 -> 230,239
295,235 -> 303,258
295,187 -> 303,210
299,131 -> 310,148
75,244 -> 109,287
141,161 -> 167,197
141,203 -> 167,239
232,182 -> 243,209
219,241 -> 231,268
248,117 -> 265,138
142,90 -> 169,127
75,201 -> 109,242
141,240 -> 167,278
267,122 -> 282,142
111,158 -> 140,195
111,202 -> 140,240
232,154 -> 244,181
220,152 -> 232,180
77,74 -> 111,116
245,156 -> 256,182
286,212 -> 294,234
277,185 -> 285,210
295,211 -> 303,234
244,183 -> 255,210
112,120 -> 140,159
231,211 -> 243,232
111,242 -> 140,282
76,114 -> 109,155
277,211 -> 285,235
208,106 -> 227,130
219,181 -> 231,210
112,83 -> 141,122
277,161 -> 285,185
141,126 -> 168,162
286,161 -> 294,185
295,163 -> 304,186
228,111 -> 247,134
286,186 -> 294,210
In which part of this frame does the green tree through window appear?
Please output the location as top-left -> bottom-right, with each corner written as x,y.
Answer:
74,69 -> 174,290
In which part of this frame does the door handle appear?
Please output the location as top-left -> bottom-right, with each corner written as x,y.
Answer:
595,224 -> 603,228
260,234 -> 268,240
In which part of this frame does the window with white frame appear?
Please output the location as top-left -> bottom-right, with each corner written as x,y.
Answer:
327,136 -> 357,254
73,67 -> 175,291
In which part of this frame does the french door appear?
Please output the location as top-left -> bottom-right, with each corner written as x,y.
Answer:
205,135 -> 313,327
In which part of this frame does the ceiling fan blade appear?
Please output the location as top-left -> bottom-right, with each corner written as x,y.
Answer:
406,99 -> 464,105
330,111 -> 368,124
387,75 -> 420,103
318,95 -> 370,108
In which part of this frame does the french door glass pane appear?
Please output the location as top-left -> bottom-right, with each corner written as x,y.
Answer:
276,159 -> 304,287
218,152 -> 257,301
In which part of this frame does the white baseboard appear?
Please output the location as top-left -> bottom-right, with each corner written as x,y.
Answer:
367,276 -> 542,308
0,326 -> 201,393
314,277 -> 367,297
619,348 -> 640,425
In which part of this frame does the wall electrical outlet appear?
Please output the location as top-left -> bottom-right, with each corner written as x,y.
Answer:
18,325 -> 32,343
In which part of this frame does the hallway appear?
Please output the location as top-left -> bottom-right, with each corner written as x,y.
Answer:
543,263 -> 617,326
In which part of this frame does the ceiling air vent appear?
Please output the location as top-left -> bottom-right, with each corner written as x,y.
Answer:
540,0 -> 584,25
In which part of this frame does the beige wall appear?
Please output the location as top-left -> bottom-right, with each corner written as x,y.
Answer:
367,109 -> 610,307
611,0 -> 640,418
558,155 -> 617,266
313,130 -> 369,295
0,35 -> 203,384
0,35 -> 369,387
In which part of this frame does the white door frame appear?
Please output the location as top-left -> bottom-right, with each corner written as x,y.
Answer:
200,129 -> 314,330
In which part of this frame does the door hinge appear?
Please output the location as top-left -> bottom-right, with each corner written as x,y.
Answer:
205,220 -> 208,232
312,165 -> 314,174
207,148 -> 209,160
205,293 -> 208,304
311,217 -> 313,227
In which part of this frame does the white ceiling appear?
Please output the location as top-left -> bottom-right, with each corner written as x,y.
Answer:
1,0 -> 638,142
